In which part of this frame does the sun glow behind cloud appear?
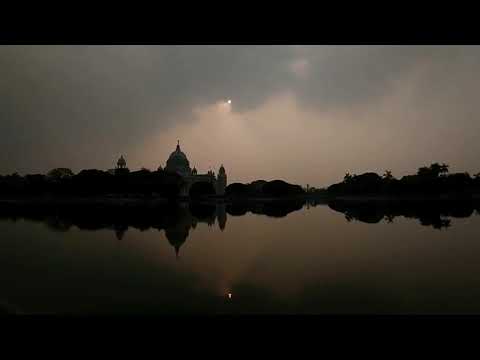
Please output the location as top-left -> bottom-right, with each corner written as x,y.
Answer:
135,92 -> 344,185
133,60 -> 480,188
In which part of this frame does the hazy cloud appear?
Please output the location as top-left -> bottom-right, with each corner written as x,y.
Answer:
1,45 -> 480,184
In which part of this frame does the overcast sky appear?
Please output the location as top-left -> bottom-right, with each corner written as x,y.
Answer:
1,45 -> 480,186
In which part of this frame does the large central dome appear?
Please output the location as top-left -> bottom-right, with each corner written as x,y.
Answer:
165,141 -> 192,176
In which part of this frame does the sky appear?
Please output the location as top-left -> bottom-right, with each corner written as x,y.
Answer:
1,45 -> 480,187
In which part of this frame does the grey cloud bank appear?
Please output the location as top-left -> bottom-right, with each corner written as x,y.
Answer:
1,45 -> 479,185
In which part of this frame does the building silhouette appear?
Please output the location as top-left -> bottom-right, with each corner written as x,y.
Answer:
117,155 -> 127,169
164,141 -> 227,196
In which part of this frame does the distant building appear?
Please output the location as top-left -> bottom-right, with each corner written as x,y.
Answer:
164,141 -> 227,196
113,155 -> 130,175
117,155 -> 127,169
112,142 -> 227,197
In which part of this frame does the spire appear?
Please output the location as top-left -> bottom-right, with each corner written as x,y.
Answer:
176,140 -> 180,152
175,245 -> 180,260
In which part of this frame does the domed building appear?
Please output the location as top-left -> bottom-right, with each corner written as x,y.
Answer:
163,141 -> 227,197
166,141 -> 192,176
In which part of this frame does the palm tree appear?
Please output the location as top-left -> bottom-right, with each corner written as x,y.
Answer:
383,170 -> 393,181
417,163 -> 449,178
344,172 -> 353,183
439,163 -> 449,176
384,214 -> 394,223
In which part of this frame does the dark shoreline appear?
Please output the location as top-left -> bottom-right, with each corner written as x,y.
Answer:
0,193 -> 478,203
0,195 -> 314,213
0,193 -> 479,209
324,194 -> 480,202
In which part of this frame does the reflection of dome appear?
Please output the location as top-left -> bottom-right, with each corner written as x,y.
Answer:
165,227 -> 189,259
165,141 -> 191,176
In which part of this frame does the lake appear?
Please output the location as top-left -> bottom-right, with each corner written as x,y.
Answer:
1,199 -> 480,315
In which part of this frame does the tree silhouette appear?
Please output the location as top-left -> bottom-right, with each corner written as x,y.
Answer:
384,214 -> 395,223
417,163 -> 449,178
383,170 -> 393,181
47,168 -> 74,182
344,173 -> 353,183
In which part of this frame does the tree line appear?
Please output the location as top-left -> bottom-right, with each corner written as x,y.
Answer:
0,167 -> 182,198
226,179 -> 305,198
3,162 -> 478,199
327,163 -> 480,196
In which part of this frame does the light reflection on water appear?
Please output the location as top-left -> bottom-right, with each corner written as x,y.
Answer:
1,199 -> 480,314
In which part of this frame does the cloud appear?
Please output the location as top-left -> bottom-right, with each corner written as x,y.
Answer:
1,45 -> 480,183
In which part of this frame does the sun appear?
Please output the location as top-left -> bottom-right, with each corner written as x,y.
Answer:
227,99 -> 232,104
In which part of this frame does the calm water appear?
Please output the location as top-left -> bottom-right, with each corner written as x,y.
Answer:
1,200 -> 480,315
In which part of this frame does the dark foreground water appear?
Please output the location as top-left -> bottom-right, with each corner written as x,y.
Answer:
1,199 -> 480,315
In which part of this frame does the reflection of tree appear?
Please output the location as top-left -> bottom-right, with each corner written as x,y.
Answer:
113,224 -> 128,240
384,214 -> 394,223
328,199 -> 479,230
0,199 -> 308,257
45,216 -> 73,232
226,200 -> 305,218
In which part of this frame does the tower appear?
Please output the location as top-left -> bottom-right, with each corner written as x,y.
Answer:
216,164 -> 227,195
115,155 -> 129,175
117,155 -> 127,169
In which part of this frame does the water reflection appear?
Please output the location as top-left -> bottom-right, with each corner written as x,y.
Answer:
1,198 -> 479,250
0,200 -> 307,257
2,198 -> 480,314
327,198 -> 480,229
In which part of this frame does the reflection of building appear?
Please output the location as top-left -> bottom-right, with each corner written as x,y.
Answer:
165,141 -> 227,197
165,225 -> 190,258
217,203 -> 227,231
163,203 -> 228,258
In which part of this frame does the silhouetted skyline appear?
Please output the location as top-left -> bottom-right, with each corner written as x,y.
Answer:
2,46 -> 480,187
